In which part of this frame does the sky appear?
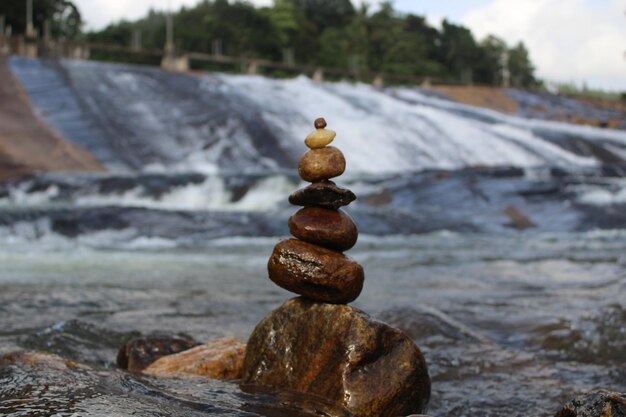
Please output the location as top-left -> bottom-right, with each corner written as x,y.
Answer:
74,0 -> 626,91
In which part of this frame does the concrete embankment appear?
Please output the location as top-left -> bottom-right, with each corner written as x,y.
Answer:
0,55 -> 102,182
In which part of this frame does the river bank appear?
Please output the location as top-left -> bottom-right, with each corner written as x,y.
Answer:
0,55 -> 102,182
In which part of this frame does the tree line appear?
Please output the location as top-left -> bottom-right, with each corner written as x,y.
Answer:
1,0 -> 538,87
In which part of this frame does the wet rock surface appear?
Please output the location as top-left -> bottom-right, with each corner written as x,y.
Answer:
117,335 -> 198,372
288,180 -> 357,209
143,337 -> 246,379
555,390 -> 626,417
298,146 -> 346,182
268,239 -> 364,304
242,298 -> 431,417
288,207 -> 358,251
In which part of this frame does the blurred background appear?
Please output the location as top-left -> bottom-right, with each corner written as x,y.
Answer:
0,1 -> 624,416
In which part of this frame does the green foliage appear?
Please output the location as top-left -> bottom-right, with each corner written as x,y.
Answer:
46,0 -> 542,87
0,0 -> 82,39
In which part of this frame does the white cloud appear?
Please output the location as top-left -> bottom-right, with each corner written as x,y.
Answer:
463,0 -> 626,91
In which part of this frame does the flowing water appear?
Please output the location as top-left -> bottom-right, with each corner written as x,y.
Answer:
0,57 -> 625,416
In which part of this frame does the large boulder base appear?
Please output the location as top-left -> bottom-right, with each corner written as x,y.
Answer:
242,298 -> 431,417
555,390 -> 626,417
268,239 -> 364,304
143,337 -> 246,380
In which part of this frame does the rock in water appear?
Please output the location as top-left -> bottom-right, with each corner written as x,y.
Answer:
288,207 -> 358,251
268,239 -> 364,304
143,337 -> 246,380
117,335 -> 197,372
555,390 -> 626,417
288,181 -> 356,210
298,146 -> 346,182
242,298 -> 431,417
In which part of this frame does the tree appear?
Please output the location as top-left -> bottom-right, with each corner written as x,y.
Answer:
438,20 -> 481,82
474,35 -> 507,85
0,0 -> 83,39
508,42 -> 536,88
289,0 -> 355,32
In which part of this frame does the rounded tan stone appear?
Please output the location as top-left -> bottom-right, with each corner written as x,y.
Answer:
268,239 -> 364,304
288,207 -> 358,251
298,146 -> 346,182
143,337 -> 246,380
304,128 -> 336,149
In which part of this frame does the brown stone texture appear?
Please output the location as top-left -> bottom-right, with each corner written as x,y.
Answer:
288,181 -> 356,210
242,298 -> 431,417
504,205 -> 537,230
268,239 -> 364,304
555,390 -> 626,417
143,337 -> 246,380
117,335 -> 198,372
0,55 -> 103,182
288,207 -> 358,251
0,350 -> 88,371
298,146 -> 346,182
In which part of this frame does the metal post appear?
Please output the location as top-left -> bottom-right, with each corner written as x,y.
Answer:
131,29 -> 141,51
165,12 -> 174,53
282,47 -> 295,67
500,50 -> 510,88
43,20 -> 50,41
212,39 -> 222,56
26,0 -> 34,37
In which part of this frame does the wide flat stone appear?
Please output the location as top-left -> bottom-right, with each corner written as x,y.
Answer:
242,298 -> 431,417
117,335 -> 198,372
143,337 -> 246,380
268,239 -> 364,304
289,181 -> 356,209
298,146 -> 346,182
288,207 -> 358,251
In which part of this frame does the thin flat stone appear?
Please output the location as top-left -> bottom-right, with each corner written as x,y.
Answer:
268,239 -> 364,304
288,181 -> 356,209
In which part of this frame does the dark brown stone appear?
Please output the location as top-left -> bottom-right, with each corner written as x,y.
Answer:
267,239 -> 364,304
314,117 -> 327,129
242,298 -> 431,417
555,390 -> 626,417
288,207 -> 358,251
298,146 -> 346,182
288,181 -> 356,209
117,335 -> 198,372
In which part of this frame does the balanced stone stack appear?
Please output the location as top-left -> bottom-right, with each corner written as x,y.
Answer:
242,118 -> 431,417
268,117 -> 363,304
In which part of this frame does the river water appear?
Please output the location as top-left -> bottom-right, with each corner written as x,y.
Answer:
0,58 -> 625,416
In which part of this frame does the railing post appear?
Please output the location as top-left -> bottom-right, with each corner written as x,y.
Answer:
247,60 -> 258,75
211,39 -> 222,56
313,68 -> 324,83
373,74 -> 384,88
282,47 -> 294,67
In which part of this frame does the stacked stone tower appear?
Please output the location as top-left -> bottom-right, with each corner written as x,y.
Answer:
268,117 -> 364,304
242,118 -> 430,417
